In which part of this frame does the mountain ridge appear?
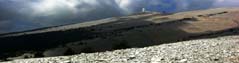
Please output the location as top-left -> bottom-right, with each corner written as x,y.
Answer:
1,8 -> 239,62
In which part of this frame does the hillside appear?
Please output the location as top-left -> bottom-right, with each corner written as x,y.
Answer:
1,8 -> 239,62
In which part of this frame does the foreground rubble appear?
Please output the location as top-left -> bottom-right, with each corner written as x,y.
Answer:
3,35 -> 239,63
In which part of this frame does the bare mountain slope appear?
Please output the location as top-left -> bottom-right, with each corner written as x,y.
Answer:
1,8 -> 239,61
4,35 -> 239,63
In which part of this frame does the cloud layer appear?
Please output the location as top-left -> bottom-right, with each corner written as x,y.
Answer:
0,0 -> 239,33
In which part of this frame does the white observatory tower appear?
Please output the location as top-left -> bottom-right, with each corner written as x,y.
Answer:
142,8 -> 146,12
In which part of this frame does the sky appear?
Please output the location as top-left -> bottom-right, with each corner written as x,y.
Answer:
0,0 -> 239,34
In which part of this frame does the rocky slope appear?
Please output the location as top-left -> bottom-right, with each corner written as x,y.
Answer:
3,35 -> 239,63
1,8 -> 239,62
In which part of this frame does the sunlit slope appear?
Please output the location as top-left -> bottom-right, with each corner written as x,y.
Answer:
1,8 -> 239,37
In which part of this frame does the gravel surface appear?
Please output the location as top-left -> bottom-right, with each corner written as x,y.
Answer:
3,35 -> 239,63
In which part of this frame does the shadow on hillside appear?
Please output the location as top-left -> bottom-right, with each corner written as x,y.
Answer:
0,13 -> 239,61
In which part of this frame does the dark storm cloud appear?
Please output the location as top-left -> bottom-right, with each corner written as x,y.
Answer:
31,0 -> 124,26
0,20 -> 12,33
0,0 -> 238,34
172,0 -> 215,12
0,0 -> 46,31
0,0 -> 124,33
